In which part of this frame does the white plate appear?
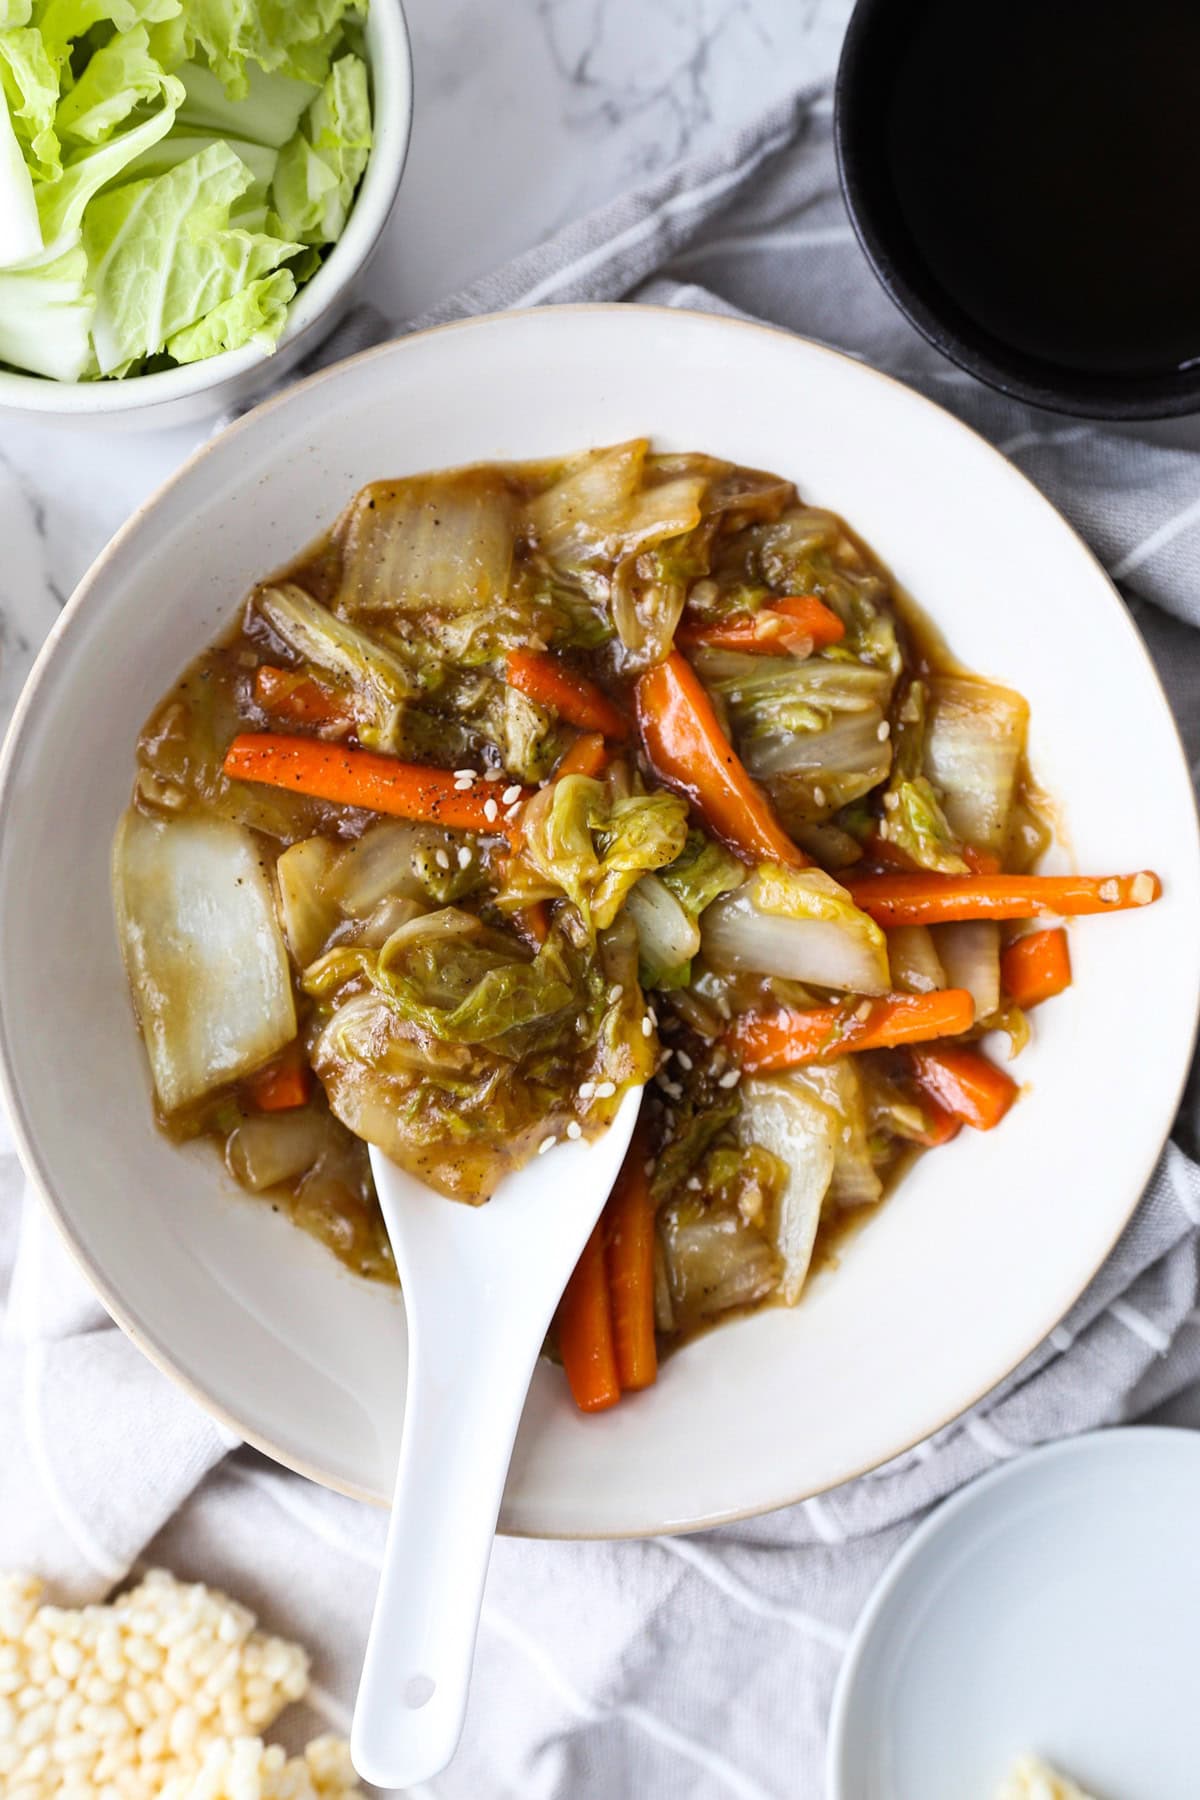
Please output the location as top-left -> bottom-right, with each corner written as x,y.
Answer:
827,1427 -> 1200,1800
0,307 -> 1197,1535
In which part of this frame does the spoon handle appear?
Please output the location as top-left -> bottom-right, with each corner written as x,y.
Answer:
351,1277 -> 549,1789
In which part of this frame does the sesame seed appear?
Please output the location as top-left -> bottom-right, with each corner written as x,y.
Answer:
715,996 -> 732,1020
502,784 -> 522,805
717,1068 -> 741,1089
434,848 -> 451,870
658,1078 -> 683,1100
1131,872 -> 1156,905
641,1016 -> 653,1037
457,847 -> 472,869
842,1125 -> 853,1144
538,1135 -> 557,1155
594,1080 -> 616,1099
878,821 -> 891,840
608,983 -> 624,1001
855,1000 -> 872,1020
883,791 -> 899,811
676,1049 -> 694,1071
453,776 -> 474,791
687,1176 -> 703,1191
504,803 -> 522,822
877,720 -> 891,741
453,768 -> 476,782
485,768 -> 505,782
647,1005 -> 658,1026
483,797 -> 499,824
1099,878 -> 1119,902
578,1080 -> 596,1099
566,1121 -> 583,1140
813,785 -> 826,807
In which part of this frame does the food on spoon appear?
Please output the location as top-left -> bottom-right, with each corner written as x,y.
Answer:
0,0 -> 372,382
113,440 -> 1162,1406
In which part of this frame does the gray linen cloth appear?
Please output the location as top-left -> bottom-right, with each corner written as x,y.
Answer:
4,84 -> 1200,1800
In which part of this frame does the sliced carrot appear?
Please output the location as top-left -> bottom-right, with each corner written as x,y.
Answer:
506,650 -> 629,740
245,1054 -> 310,1112
1000,926 -> 1072,1008
962,845 -> 1002,876
554,731 -> 609,780
223,734 -> 528,834
517,901 -> 550,947
845,870 -> 1161,927
605,1132 -> 657,1394
557,1220 -> 621,1413
909,1044 -> 1018,1131
727,988 -> 975,1073
908,1094 -> 962,1147
635,651 -> 807,870
253,664 -> 347,727
676,594 -> 845,656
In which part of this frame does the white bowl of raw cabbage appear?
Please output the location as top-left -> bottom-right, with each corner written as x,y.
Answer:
0,0 -> 411,426
0,306 -> 1196,1534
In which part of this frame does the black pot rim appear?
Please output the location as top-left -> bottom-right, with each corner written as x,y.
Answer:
833,0 -> 1200,422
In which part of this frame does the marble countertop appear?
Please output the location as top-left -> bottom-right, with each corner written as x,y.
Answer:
0,0 -> 852,729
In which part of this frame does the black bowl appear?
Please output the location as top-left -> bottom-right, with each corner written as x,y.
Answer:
834,0 -> 1200,421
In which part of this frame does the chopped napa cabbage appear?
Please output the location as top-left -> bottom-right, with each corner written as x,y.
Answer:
657,1191 -> 781,1335
36,75 -> 184,247
518,775 -> 689,935
227,1104 -> 334,1191
934,921 -> 1001,1019
703,864 -> 890,996
113,808 -> 297,1112
755,507 -> 901,672
55,25 -> 175,145
309,915 -> 651,1201
274,834 -> 339,967
876,679 -> 966,873
658,828 -> 744,919
83,141 -> 301,373
923,674 -> 1029,855
335,470 -> 517,617
624,873 -> 700,990
649,1090 -> 741,1205
886,924 -> 946,995
0,26 -> 59,189
174,57 -> 318,149
0,236 -> 92,377
304,909 -> 590,1048
790,1059 -> 882,1207
167,267 -> 295,360
254,582 -> 425,749
737,1075 -> 837,1303
149,0 -> 366,97
272,52 -> 370,245
694,647 -> 894,819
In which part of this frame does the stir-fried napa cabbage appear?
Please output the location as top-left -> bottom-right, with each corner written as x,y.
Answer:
514,775 -> 689,933
703,865 -> 890,995
114,439 -> 1056,1364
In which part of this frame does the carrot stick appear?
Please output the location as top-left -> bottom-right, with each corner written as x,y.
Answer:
557,1220 -> 621,1413
910,1044 -> 1018,1131
1000,926 -> 1072,1008
245,1053 -> 310,1112
676,594 -> 845,655
845,870 -> 1161,927
517,901 -> 550,947
506,650 -> 629,740
909,1095 -> 962,1148
727,988 -> 975,1072
223,734 -> 528,834
962,845 -> 1002,876
605,1133 -> 658,1393
636,651 -> 807,870
253,665 -> 347,727
554,732 -> 609,780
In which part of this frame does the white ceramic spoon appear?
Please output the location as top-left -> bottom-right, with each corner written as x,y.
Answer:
351,1085 -> 644,1790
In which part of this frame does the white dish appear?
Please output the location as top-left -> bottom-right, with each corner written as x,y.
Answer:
0,305 -> 1196,1535
827,1427 -> 1200,1800
0,0 -> 413,429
